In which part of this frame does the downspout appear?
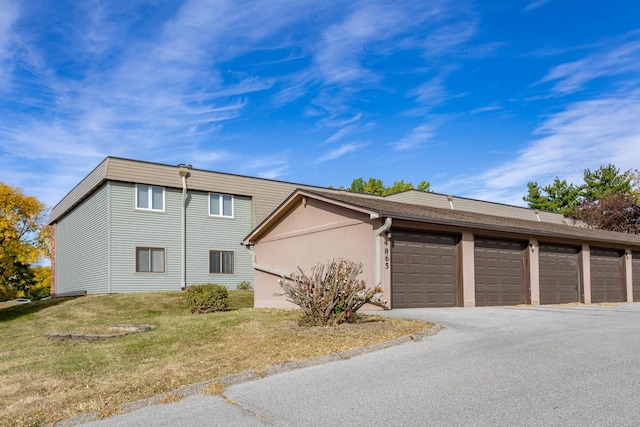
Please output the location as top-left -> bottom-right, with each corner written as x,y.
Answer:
375,217 -> 392,286
178,165 -> 191,290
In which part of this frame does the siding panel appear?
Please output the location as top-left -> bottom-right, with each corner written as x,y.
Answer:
185,192 -> 254,288
103,158 -> 314,227
109,182 -> 182,292
55,183 -> 109,294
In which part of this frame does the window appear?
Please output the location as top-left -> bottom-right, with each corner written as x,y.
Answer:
136,247 -> 165,273
136,185 -> 164,211
209,193 -> 233,217
209,250 -> 234,274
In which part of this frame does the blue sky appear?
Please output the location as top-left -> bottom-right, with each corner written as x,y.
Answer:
1,0 -> 639,211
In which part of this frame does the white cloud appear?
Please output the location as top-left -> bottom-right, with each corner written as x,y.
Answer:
466,91 -> 640,205
392,124 -> 435,151
0,0 -> 19,91
408,75 -> 449,106
237,154 -> 292,180
421,21 -> 477,57
523,0 -> 552,12
541,34 -> 640,94
470,103 -> 502,115
317,142 -> 369,162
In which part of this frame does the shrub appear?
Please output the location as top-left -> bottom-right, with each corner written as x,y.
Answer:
278,258 -> 388,326
184,284 -> 229,314
237,281 -> 252,291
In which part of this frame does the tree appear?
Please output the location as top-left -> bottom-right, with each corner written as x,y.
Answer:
569,193 -> 640,234
343,177 -> 432,196
348,177 -> 386,195
0,182 -> 50,300
523,164 -> 638,214
523,178 -> 582,215
582,164 -> 633,201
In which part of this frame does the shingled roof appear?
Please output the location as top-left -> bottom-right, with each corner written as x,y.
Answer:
246,188 -> 640,249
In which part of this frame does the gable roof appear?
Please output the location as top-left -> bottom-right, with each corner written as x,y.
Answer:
244,189 -> 640,248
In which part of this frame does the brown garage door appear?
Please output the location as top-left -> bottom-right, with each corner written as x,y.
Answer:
590,248 -> 623,303
632,252 -> 640,302
392,230 -> 458,308
539,244 -> 580,304
475,238 -> 527,306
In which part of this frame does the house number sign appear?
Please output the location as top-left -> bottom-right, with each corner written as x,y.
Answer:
384,239 -> 390,269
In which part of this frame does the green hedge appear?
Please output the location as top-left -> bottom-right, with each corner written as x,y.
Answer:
184,283 -> 228,314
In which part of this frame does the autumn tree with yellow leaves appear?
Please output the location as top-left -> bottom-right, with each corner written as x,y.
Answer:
0,182 -> 50,300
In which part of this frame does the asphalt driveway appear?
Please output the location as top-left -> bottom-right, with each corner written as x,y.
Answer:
78,304 -> 640,426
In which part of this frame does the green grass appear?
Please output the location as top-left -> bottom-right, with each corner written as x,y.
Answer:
0,291 -> 431,426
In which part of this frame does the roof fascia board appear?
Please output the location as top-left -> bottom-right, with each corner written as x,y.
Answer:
382,211 -> 640,248
244,189 -> 380,244
48,157 -> 111,224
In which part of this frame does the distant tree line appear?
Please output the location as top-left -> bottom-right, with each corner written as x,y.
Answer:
337,164 -> 640,234
331,177 -> 431,196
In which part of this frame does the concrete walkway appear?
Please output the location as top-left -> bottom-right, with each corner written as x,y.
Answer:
76,304 -> 640,426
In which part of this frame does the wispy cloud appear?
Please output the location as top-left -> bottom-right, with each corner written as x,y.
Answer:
392,124 -> 435,151
421,21 -> 478,58
408,75 -> 449,105
465,90 -> 640,205
470,103 -> 502,115
236,153 -> 292,180
541,32 -> 640,94
0,0 -> 322,203
317,142 -> 369,162
0,0 -> 20,91
523,0 -> 552,12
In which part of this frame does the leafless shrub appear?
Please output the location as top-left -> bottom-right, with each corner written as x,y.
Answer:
278,259 -> 388,326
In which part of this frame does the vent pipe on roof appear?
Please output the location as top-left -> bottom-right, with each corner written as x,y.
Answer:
447,195 -> 454,210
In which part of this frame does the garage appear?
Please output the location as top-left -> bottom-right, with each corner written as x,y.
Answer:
590,248 -> 623,303
475,238 -> 527,306
633,252 -> 640,302
539,243 -> 581,304
392,230 -> 458,308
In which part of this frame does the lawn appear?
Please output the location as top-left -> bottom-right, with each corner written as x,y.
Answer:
0,291 -> 431,426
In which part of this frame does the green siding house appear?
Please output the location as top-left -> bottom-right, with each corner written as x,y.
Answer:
48,157 -> 317,295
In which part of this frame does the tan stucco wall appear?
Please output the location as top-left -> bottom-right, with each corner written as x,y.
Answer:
624,251 -> 633,302
581,244 -> 591,304
528,239 -> 540,306
252,198 -> 384,308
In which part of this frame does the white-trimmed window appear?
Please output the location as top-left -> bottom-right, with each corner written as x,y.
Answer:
136,184 -> 164,211
209,193 -> 233,217
136,247 -> 165,273
209,250 -> 234,274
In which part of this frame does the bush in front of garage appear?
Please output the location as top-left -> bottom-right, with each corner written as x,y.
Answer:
278,258 -> 387,326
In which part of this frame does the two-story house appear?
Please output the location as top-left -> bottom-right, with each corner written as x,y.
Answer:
48,157 -> 323,295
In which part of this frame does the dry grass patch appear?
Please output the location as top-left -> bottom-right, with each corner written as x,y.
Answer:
0,291 -> 431,426
204,381 -> 226,395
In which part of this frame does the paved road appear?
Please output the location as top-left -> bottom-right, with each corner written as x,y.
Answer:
80,304 -> 640,426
